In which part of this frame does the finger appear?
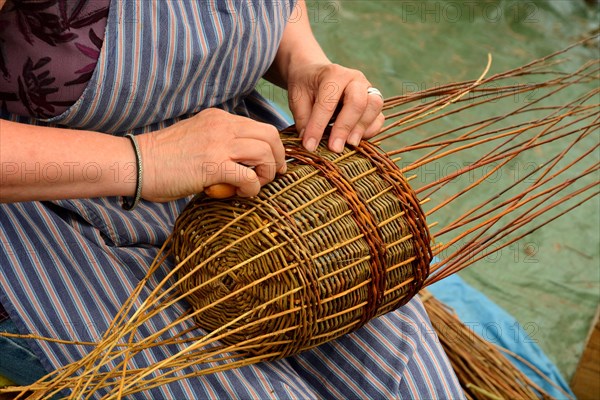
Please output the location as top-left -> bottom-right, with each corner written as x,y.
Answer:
230,139 -> 278,185
303,79 -> 347,152
254,163 -> 277,186
328,80 -> 370,152
235,124 -> 286,174
288,83 -> 314,137
230,139 -> 277,168
347,93 -> 384,145
364,113 -> 385,139
219,161 -> 261,197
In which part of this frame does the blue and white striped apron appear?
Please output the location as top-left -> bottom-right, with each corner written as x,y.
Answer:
0,1 -> 463,398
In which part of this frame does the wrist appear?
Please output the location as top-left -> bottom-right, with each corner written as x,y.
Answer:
267,50 -> 329,89
97,135 -> 138,199
135,132 -> 157,201
121,134 -> 143,210
266,0 -> 329,88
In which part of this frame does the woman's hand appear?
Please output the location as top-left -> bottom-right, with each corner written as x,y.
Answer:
287,62 -> 384,152
264,1 -> 384,153
138,108 -> 286,202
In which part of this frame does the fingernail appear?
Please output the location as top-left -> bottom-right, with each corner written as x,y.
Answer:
332,138 -> 345,153
299,128 -> 305,138
348,133 -> 361,146
305,137 -> 317,152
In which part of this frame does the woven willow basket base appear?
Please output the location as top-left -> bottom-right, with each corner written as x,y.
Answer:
172,127 -> 432,359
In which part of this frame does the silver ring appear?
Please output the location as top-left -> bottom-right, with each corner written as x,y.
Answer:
367,87 -> 383,100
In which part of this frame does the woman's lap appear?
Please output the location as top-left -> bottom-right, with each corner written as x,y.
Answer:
0,199 -> 463,398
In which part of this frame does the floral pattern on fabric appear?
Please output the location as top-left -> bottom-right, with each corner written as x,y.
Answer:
0,0 -> 109,118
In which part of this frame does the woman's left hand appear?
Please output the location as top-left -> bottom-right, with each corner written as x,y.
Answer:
286,62 -> 385,153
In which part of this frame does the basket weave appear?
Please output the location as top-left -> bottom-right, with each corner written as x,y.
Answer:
172,126 -> 432,359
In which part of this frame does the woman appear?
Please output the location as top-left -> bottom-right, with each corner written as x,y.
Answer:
0,0 -> 463,397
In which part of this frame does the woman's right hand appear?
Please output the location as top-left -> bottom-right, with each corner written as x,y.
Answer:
138,108 -> 287,202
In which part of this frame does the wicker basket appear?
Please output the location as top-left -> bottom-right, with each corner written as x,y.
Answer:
172,126 -> 432,359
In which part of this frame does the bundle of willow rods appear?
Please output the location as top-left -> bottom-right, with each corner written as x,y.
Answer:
420,291 -> 572,400
1,38 -> 598,399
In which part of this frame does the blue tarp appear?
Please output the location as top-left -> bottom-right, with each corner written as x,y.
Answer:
429,275 -> 574,399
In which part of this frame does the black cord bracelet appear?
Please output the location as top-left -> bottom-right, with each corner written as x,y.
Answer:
122,133 -> 143,211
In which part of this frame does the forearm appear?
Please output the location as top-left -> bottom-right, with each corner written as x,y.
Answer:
264,2 -> 384,152
264,0 -> 330,88
0,119 -> 136,203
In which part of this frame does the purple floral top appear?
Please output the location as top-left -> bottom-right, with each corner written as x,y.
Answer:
0,0 -> 110,119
